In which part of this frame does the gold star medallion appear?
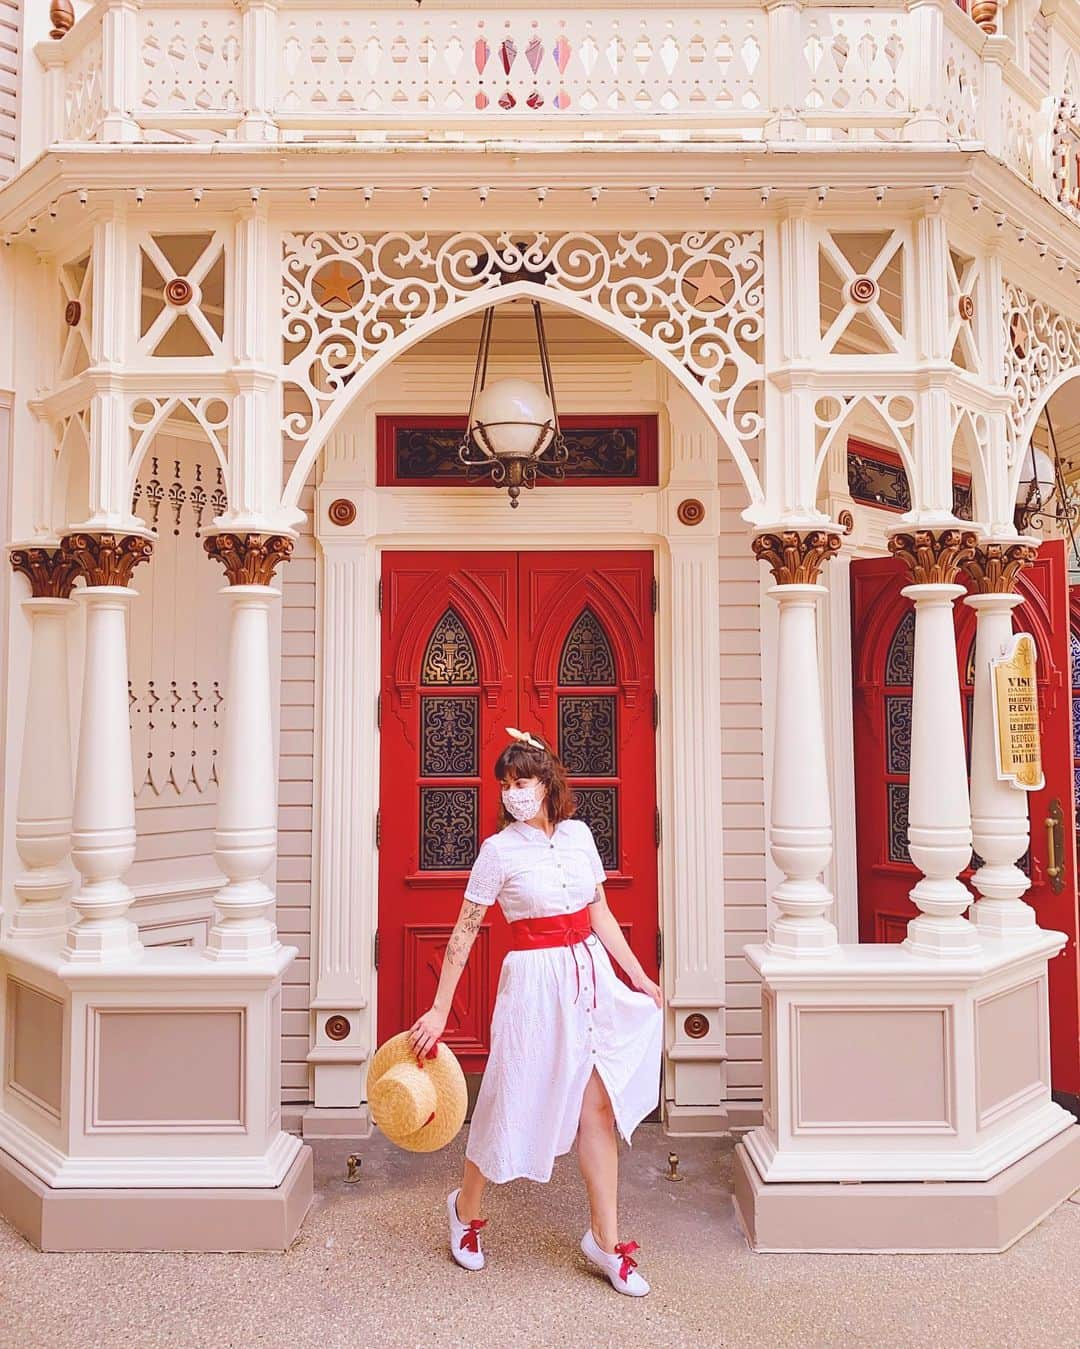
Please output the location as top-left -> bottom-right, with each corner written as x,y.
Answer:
685,261 -> 733,308
314,260 -> 361,308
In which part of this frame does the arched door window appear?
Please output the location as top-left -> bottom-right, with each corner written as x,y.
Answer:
557,606 -> 619,870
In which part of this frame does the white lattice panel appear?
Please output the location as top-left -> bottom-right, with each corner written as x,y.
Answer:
129,431 -> 228,804
276,8 -> 766,126
63,28 -> 105,142
137,9 -> 241,116
942,27 -> 980,140
798,10 -> 909,127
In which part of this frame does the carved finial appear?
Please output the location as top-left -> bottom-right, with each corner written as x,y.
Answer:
960,541 -> 1037,594
887,528 -> 978,585
204,533 -> 294,586
49,0 -> 75,39
9,545 -> 81,598
970,0 -> 999,33
61,532 -> 154,587
751,529 -> 842,585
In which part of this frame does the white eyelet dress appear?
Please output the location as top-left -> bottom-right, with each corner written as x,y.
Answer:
462,818 -> 663,1185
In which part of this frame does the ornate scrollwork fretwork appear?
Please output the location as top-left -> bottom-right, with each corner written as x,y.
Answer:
751,529 -> 842,586
886,528 -> 978,585
9,545 -> 82,599
61,532 -> 154,587
203,533 -> 294,586
960,541 -> 1037,594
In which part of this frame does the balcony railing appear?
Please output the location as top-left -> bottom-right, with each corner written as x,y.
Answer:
27,0 -> 1065,192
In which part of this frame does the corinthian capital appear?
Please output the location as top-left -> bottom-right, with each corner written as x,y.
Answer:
61,532 -> 154,587
751,529 -> 842,585
887,528 -> 978,585
204,532 -> 294,586
960,540 -> 1038,594
9,545 -> 82,599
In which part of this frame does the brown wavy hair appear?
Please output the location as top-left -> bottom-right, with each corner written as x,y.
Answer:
494,737 -> 574,827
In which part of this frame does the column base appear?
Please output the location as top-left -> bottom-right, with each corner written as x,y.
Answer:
0,1142 -> 313,1252
663,1104 -> 730,1136
301,1106 -> 372,1140
734,1126 -> 1080,1253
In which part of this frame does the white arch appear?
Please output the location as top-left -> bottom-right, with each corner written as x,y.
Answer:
811,393 -> 917,503
950,407 -> 990,525
281,279 -> 765,517
126,396 -> 230,506
51,410 -> 92,533
1008,365 -> 1080,507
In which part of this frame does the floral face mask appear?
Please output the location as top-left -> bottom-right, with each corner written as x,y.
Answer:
502,783 -> 546,822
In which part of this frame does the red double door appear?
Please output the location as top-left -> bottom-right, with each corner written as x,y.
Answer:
852,540 -> 1080,1099
378,550 -> 658,1073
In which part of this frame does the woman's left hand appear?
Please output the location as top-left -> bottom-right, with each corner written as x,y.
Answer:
631,971 -> 663,1008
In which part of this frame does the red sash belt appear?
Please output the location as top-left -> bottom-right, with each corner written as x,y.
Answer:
509,908 -> 597,1008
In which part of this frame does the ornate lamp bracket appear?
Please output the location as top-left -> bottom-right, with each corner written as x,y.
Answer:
960,541 -> 1038,595
886,528 -> 978,585
751,528 -> 842,585
9,545 -> 82,598
204,532 -> 295,586
60,532 -> 154,587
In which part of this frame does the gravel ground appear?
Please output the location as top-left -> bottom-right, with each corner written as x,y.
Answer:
2,1127 -> 1080,1349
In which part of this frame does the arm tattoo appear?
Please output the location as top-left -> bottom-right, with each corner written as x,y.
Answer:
444,901 -> 486,968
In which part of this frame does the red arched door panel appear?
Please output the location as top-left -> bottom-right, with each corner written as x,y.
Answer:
852,540 -> 1080,1098
378,550 -> 659,1074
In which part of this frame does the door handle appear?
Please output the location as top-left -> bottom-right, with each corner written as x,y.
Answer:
1045,798 -> 1065,895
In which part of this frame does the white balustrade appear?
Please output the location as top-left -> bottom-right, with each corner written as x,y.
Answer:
27,0 -> 1052,176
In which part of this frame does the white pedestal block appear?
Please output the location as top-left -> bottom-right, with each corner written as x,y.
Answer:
744,933 -> 1073,1183
0,940 -> 311,1251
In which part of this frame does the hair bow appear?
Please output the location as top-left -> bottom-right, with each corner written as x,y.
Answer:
505,726 -> 546,751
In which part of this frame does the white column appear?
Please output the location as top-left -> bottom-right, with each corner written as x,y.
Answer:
68,586 -> 141,960
61,532 -> 152,961
237,0 -> 280,142
309,533 -> 377,1109
753,531 -> 841,955
12,597 -> 75,936
963,543 -> 1039,934
890,529 -> 979,955
8,545 -> 81,937
204,534 -> 293,960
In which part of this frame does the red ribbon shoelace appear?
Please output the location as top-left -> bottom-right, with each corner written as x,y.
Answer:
460,1218 -> 487,1253
614,1241 -> 640,1282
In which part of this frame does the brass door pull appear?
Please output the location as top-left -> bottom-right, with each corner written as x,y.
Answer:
1045,798 -> 1065,895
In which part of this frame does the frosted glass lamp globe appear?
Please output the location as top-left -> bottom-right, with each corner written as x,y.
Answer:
1016,446 -> 1057,505
471,378 -> 555,460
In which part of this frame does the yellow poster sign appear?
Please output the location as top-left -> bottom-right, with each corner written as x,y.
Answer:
990,632 -> 1044,791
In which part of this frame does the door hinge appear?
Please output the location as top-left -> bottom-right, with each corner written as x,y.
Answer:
654,807 -> 661,848
376,692 -> 382,729
651,576 -> 659,614
656,930 -> 663,968
377,576 -> 383,613
373,930 -> 380,970
652,690 -> 659,730
375,808 -> 381,849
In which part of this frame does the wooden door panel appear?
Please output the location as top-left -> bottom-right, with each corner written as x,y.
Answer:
378,552 -> 517,1072
519,551 -> 659,981
379,549 -> 660,1070
852,541 -> 1080,1096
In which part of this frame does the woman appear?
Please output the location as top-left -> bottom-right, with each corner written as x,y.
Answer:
408,729 -> 663,1296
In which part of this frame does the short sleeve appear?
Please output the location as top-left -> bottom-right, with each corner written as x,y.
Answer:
579,821 -> 606,885
464,837 -> 504,907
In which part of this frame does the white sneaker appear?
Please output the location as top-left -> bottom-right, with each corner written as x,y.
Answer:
447,1189 -> 486,1271
580,1229 -> 650,1296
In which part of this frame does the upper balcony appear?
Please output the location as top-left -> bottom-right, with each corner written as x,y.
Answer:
16,0 -> 1080,211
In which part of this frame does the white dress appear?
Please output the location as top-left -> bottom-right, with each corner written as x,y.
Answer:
463,818 -> 663,1185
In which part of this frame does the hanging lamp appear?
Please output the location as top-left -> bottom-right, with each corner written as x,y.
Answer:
458,300 -> 569,507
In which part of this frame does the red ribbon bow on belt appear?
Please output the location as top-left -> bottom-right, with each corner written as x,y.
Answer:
460,1218 -> 487,1253
614,1241 -> 640,1282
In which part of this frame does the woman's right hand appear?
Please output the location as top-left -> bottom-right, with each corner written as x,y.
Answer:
408,1006 -> 448,1060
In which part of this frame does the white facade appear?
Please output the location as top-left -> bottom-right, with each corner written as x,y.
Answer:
2,0 -> 1080,1251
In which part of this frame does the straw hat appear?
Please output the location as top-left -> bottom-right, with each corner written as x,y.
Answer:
368,1032 -> 468,1152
